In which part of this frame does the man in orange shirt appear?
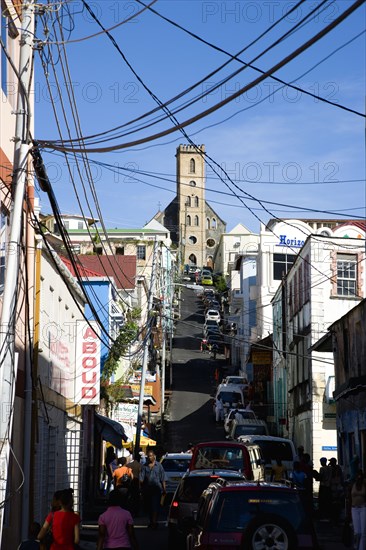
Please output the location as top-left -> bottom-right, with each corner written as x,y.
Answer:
113,457 -> 133,488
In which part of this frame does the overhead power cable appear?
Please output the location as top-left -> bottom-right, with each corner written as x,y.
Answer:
37,15 -> 138,302
89,0 -> 365,293
39,0 -> 158,45
41,0 -> 308,145
59,153 -> 366,220
38,0 -> 365,153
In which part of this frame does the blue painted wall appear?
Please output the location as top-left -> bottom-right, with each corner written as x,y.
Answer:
82,280 -> 111,370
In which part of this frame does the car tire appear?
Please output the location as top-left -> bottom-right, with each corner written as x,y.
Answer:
243,515 -> 297,550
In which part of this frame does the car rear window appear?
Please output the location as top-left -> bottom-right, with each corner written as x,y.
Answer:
209,490 -> 304,531
234,424 -> 267,436
255,441 -> 294,462
228,411 -> 255,421
218,391 -> 242,405
192,447 -> 244,471
177,475 -> 244,503
162,458 -> 191,472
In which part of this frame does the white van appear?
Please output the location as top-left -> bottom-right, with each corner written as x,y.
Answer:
237,435 -> 296,480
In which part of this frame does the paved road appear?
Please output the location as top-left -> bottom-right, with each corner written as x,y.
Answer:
164,287 -> 228,451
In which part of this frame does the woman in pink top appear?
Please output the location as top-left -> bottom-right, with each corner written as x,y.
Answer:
97,490 -> 139,550
38,489 -> 80,550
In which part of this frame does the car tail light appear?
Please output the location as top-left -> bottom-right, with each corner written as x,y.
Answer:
210,475 -> 219,478
169,500 -> 179,518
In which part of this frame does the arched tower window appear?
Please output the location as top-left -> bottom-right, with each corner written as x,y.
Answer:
194,196 -> 199,207
212,218 -> 217,229
186,196 -> 191,207
186,215 -> 191,226
194,215 -> 199,226
190,158 -> 195,173
206,218 -> 210,230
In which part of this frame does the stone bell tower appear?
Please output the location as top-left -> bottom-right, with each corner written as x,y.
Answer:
176,144 -> 206,268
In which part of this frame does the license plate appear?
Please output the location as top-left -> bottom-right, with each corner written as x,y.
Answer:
170,476 -> 181,481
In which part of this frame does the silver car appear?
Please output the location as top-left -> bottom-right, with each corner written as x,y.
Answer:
224,408 -> 257,434
159,452 -> 192,494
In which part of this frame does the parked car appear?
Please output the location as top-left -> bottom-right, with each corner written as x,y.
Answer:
214,384 -> 246,416
201,274 -> 213,286
160,452 -> 193,494
224,408 -> 257,434
205,309 -> 220,322
222,376 -> 249,393
167,469 -> 246,547
203,319 -> 219,335
237,435 -> 296,480
187,479 -> 318,549
188,441 -> 263,481
227,418 -> 269,440
204,328 -> 221,341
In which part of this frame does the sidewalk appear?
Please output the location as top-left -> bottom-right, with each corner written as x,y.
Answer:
314,518 -> 349,550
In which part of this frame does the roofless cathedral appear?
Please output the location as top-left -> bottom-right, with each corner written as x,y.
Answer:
154,145 -> 226,268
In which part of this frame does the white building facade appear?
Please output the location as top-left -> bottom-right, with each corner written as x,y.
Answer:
283,225 -> 365,466
34,244 -> 86,524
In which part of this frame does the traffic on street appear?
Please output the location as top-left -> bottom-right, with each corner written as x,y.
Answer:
79,285 -> 349,550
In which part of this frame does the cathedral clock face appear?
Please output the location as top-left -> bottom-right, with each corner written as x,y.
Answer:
207,238 -> 215,247
189,180 -> 196,187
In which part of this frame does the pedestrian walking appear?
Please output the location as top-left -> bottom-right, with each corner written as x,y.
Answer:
329,457 -> 344,524
347,469 -> 366,550
292,461 -> 307,488
200,338 -> 208,352
139,450 -> 167,529
38,488 -> 80,550
97,490 -> 139,550
318,457 -> 332,520
271,459 -> 287,482
113,457 -> 133,489
18,522 -> 41,550
215,397 -> 224,423
127,456 -> 142,517
106,448 -> 118,494
211,343 -> 218,359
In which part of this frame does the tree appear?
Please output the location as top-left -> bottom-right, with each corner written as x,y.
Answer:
101,308 -> 140,382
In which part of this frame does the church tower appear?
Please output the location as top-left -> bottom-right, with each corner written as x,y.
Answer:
176,144 -> 206,268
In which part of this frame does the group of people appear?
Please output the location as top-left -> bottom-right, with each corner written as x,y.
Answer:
106,448 -> 167,529
19,447 -> 167,550
291,447 -> 366,550
98,449 -> 167,549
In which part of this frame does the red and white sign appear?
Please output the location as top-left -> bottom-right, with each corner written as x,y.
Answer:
75,321 -> 101,405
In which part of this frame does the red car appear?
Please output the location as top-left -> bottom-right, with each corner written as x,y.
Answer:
187,479 -> 319,550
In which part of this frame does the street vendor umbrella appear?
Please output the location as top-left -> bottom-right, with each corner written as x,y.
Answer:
123,434 -> 156,448
95,412 -> 128,449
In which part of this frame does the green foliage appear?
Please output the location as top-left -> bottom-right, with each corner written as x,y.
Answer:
101,309 -> 139,382
215,275 -> 228,293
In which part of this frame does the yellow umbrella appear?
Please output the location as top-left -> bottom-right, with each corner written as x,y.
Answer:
122,434 -> 156,449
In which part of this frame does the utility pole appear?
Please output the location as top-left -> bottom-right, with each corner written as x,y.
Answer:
0,0 -> 35,542
134,240 -> 158,459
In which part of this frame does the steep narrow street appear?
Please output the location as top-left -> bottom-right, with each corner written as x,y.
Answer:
164,286 -> 227,451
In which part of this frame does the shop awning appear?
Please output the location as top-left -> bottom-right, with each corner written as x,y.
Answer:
122,434 -> 156,448
95,412 -> 128,449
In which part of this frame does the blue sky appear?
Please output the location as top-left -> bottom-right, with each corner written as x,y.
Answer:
34,0 -> 365,233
